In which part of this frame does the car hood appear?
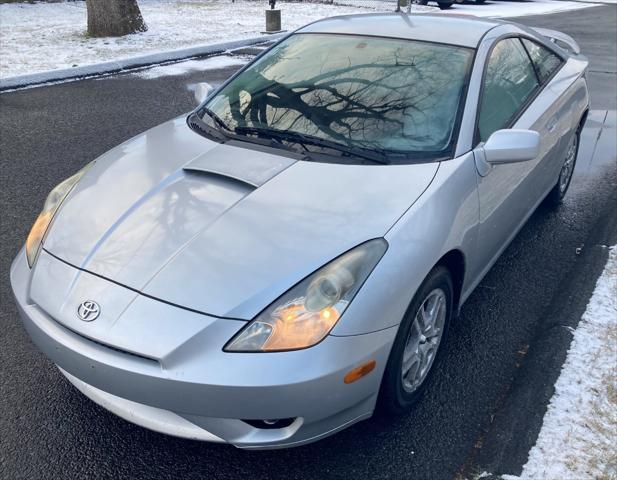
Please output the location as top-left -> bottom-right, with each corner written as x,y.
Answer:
43,116 -> 439,320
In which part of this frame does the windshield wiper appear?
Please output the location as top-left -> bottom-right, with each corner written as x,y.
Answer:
188,113 -> 304,158
234,126 -> 390,165
187,112 -> 227,142
230,124 -> 302,154
200,107 -> 235,133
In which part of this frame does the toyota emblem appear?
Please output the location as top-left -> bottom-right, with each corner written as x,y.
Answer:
77,300 -> 100,322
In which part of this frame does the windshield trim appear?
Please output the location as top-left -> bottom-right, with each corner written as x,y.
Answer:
191,32 -> 476,165
293,30 -> 478,51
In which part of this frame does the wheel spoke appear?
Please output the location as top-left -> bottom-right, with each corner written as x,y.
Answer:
424,292 -> 443,337
418,342 -> 431,366
413,343 -> 428,380
416,304 -> 430,331
402,343 -> 416,373
429,295 -> 443,335
402,351 -> 420,379
425,325 -> 441,340
427,293 -> 440,318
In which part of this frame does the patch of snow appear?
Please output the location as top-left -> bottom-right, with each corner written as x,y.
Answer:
131,55 -> 247,79
0,0 -> 380,79
505,246 -> 617,480
0,0 -> 596,79
435,0 -> 598,18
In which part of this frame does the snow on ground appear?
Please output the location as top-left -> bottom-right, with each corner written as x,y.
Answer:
131,55 -> 247,79
502,246 -> 617,480
0,0 -> 597,79
0,0 -> 385,79
435,0 -> 598,17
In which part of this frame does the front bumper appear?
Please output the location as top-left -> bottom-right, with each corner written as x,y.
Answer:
10,248 -> 397,449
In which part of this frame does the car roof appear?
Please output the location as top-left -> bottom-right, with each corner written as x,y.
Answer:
296,13 -> 502,48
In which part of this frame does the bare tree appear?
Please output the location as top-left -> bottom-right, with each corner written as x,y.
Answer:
86,0 -> 147,37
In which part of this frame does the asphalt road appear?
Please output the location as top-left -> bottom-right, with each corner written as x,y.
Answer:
1,5 -> 616,480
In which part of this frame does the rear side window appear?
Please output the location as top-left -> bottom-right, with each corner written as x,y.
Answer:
522,38 -> 564,84
477,38 -> 540,142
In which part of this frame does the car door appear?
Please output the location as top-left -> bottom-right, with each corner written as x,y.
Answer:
520,37 -> 574,189
472,36 -> 561,272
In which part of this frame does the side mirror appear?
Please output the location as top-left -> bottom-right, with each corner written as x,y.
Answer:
482,129 -> 540,164
194,82 -> 214,105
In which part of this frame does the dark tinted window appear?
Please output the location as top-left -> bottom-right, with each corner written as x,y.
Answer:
204,33 -> 473,160
478,38 -> 540,142
522,38 -> 563,84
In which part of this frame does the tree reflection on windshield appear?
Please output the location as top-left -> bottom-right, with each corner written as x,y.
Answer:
204,34 -> 473,158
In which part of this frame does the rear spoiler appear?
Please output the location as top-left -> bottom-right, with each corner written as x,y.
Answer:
531,27 -> 581,55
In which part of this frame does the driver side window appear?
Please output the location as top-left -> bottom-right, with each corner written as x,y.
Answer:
477,38 -> 540,142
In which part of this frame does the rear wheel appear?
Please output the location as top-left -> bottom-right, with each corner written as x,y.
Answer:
437,2 -> 453,8
545,130 -> 579,206
378,266 -> 453,415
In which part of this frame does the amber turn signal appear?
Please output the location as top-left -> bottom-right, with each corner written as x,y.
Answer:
344,360 -> 376,384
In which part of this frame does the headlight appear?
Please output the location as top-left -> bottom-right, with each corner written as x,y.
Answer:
225,239 -> 388,352
25,166 -> 90,267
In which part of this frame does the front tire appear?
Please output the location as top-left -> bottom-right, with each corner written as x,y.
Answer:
437,2 -> 452,9
378,266 -> 454,415
545,130 -> 580,206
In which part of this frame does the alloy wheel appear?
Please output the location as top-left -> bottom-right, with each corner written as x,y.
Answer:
401,288 -> 447,393
559,133 -> 578,195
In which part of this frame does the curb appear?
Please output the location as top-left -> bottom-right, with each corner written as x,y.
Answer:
0,33 -> 286,92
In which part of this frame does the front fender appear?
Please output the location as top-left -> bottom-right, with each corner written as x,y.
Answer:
331,153 -> 480,336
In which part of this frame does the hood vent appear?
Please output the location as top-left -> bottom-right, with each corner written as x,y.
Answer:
182,143 -> 297,188
183,168 -> 258,190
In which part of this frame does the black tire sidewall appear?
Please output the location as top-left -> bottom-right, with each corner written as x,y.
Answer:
378,266 -> 454,415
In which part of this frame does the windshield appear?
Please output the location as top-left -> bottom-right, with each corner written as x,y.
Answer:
199,33 -> 473,162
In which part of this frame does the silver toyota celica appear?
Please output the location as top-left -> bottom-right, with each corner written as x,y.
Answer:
11,13 -> 589,449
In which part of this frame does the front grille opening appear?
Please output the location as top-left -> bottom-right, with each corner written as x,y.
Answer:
80,334 -> 158,365
242,418 -> 296,430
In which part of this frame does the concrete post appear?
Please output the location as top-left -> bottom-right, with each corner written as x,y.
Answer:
265,9 -> 281,33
